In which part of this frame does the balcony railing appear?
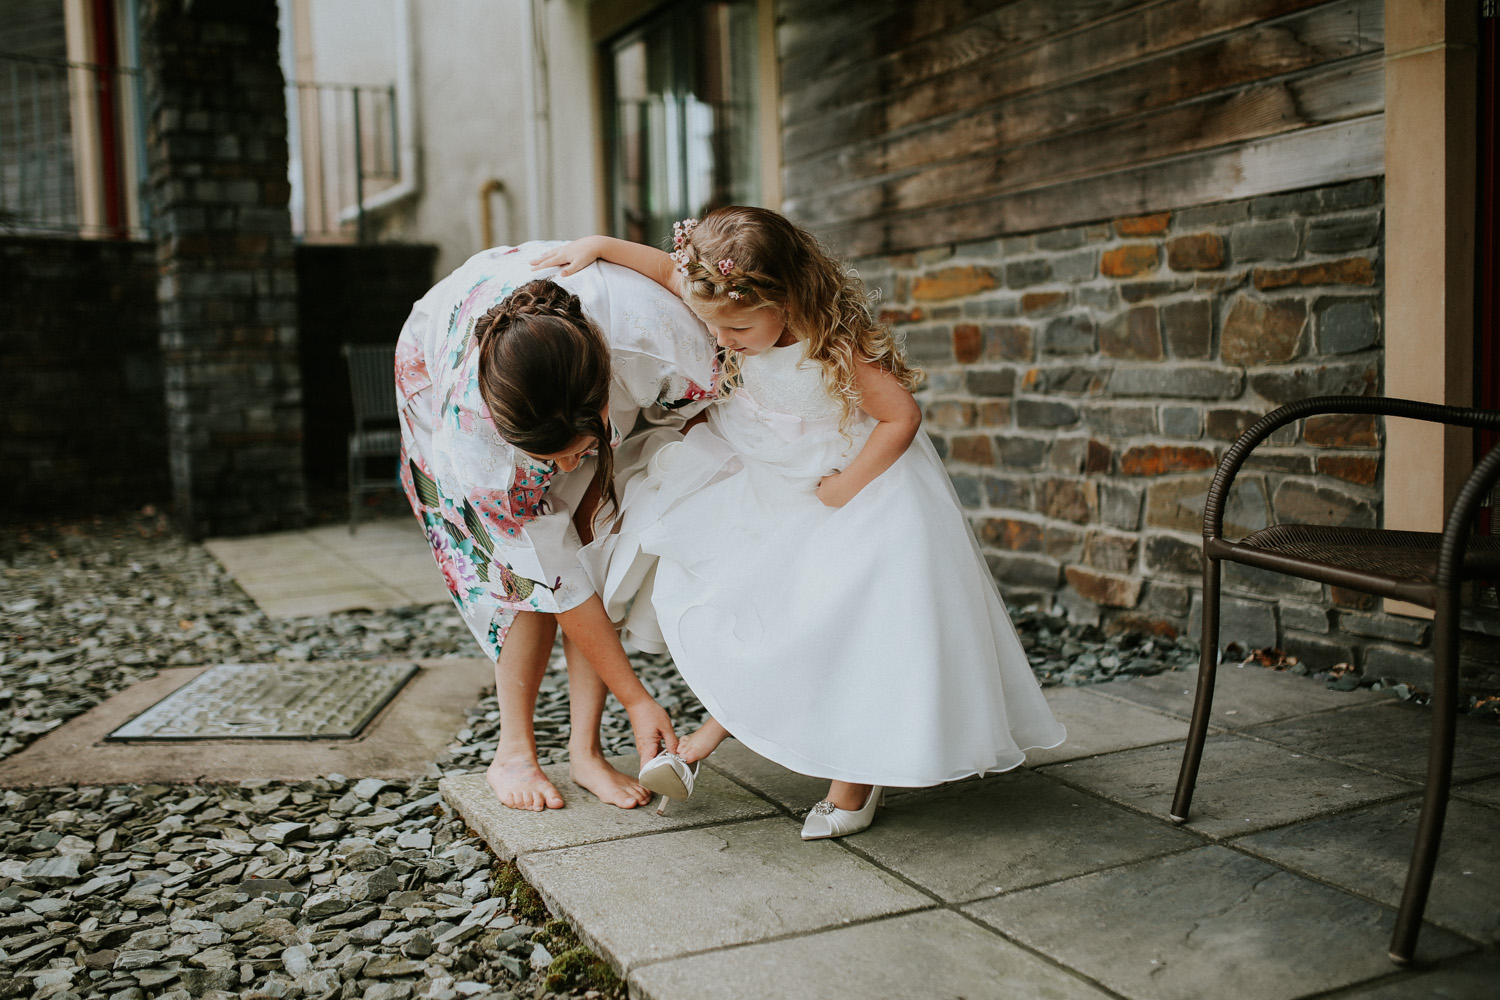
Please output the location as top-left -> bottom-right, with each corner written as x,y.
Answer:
287,80 -> 400,243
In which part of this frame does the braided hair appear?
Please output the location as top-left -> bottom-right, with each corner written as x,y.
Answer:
474,278 -> 618,520
672,207 -> 922,428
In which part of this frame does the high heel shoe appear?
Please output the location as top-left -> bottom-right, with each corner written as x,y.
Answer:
800,786 -> 884,840
638,752 -> 699,814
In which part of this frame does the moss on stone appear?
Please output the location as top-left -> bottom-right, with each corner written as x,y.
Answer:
545,945 -> 623,995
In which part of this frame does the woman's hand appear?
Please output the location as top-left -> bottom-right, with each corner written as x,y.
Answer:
624,695 -> 679,764
530,237 -> 606,276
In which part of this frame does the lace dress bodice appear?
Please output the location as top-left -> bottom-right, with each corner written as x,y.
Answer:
738,344 -> 843,420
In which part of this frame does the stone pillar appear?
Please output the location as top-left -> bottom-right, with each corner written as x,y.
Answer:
141,0 -> 306,538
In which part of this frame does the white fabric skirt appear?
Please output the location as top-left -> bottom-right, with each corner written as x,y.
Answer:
585,394 -> 1065,787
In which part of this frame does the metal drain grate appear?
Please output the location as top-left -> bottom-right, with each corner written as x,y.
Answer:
106,660 -> 419,741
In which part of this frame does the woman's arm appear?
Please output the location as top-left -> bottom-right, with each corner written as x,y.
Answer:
532,237 -> 684,297
563,481 -> 677,758
557,595 -> 678,759
815,361 -> 922,508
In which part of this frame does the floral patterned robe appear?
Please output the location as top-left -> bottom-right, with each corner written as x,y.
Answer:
395,242 -> 716,660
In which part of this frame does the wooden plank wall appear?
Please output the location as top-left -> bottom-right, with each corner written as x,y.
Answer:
776,0 -> 1385,257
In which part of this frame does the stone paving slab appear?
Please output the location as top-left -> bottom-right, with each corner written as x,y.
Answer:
965,845 -> 1474,1000
700,738 -> 847,813
0,658 -> 493,786
1333,950 -> 1500,998
1453,776 -> 1500,808
1027,686 -> 1189,765
1243,702 -> 1500,784
204,518 -> 448,617
628,908 -> 1117,1000
1040,735 -> 1416,839
842,767 -> 1198,903
439,759 -> 779,860
1236,796 -> 1500,943
1087,665 -> 1392,728
520,816 -> 935,973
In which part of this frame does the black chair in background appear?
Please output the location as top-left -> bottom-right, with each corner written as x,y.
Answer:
1170,395 -> 1500,964
341,343 -> 402,534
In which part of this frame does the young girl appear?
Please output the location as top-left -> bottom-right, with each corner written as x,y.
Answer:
532,209 -> 1064,838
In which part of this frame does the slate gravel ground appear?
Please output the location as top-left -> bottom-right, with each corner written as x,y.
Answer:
2,505 -> 1407,1000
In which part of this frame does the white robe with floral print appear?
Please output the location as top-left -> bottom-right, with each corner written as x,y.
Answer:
396,242 -> 715,660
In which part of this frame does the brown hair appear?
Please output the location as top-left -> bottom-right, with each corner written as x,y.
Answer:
673,206 -> 922,426
474,279 -> 617,519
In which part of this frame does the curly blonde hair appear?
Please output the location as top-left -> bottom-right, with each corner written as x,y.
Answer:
672,207 -> 921,426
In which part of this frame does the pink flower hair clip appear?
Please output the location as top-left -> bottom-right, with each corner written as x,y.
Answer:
727,290 -> 742,300
672,217 -> 699,249
717,258 -> 735,275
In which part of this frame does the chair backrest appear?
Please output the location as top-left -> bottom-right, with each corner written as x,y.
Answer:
342,343 -> 399,426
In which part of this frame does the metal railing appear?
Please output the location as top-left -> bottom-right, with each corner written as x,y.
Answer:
0,51 -> 399,244
288,81 -> 399,242
0,51 -> 147,239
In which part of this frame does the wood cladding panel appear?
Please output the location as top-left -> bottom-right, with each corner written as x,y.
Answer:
781,0 -> 1143,113
785,0 -> 1382,181
781,0 -> 1337,135
819,117 -> 1384,259
786,56 -> 1383,228
775,0 -> 1386,256
786,0 -> 1380,170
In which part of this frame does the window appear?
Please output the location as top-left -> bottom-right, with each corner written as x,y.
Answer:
0,0 -> 148,239
605,0 -> 762,248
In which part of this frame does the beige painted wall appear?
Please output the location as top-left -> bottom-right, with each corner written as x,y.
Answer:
286,0 -> 601,277
1382,0 -> 1478,615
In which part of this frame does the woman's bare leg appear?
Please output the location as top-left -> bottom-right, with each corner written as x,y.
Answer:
563,634 -> 652,808
486,611 -> 566,811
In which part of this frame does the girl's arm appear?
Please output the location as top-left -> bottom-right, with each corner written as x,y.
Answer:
531,237 -> 684,297
816,361 -> 922,507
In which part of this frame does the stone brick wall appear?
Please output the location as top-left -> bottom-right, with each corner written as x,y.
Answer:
856,178 -> 1446,679
142,0 -> 306,539
0,237 -> 168,515
0,238 -> 435,520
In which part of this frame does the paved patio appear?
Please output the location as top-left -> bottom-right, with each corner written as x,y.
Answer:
203,517 -> 449,618
443,668 -> 1500,1000
196,516 -> 1499,997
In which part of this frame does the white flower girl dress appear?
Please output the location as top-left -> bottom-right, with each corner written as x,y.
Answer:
587,341 -> 1065,787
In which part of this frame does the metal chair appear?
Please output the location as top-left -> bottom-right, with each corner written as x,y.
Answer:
342,343 -> 402,534
1170,395 -> 1500,964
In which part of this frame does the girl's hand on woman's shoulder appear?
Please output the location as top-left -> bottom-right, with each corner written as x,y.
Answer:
530,236 -> 606,276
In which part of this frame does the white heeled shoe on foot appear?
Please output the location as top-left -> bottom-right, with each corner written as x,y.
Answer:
638,752 -> 699,814
800,786 -> 885,840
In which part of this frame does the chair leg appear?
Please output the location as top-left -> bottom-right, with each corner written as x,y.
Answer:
1171,555 -> 1221,823
348,443 -> 360,535
1388,594 -> 1460,965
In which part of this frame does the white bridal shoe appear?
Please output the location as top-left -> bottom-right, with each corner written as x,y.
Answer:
800,786 -> 885,840
638,751 -> 699,815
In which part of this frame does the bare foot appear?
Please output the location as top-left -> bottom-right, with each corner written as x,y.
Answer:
676,717 -> 731,764
569,750 -> 652,809
487,749 -> 565,811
